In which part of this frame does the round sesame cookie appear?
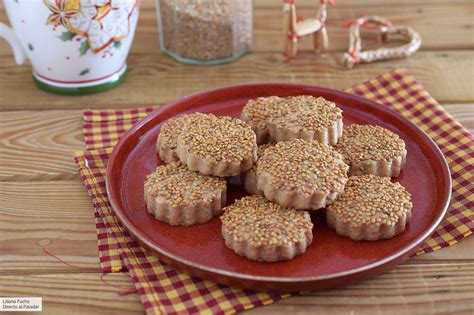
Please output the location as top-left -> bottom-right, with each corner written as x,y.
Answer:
326,175 -> 412,241
220,195 -> 313,262
144,162 -> 227,226
267,95 -> 343,145
156,112 -> 215,163
241,143 -> 275,196
256,139 -> 349,210
334,124 -> 407,177
176,115 -> 257,177
241,96 -> 285,144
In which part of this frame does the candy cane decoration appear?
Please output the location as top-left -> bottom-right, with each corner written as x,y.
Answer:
342,16 -> 422,68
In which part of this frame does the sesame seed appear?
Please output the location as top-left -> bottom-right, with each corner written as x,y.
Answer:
241,96 -> 286,130
178,115 -> 257,163
335,124 -> 406,162
256,139 -> 349,194
158,112 -> 215,154
327,175 -> 412,227
144,161 -> 226,208
242,95 -> 343,140
246,143 -> 275,174
269,95 -> 343,132
220,195 -> 313,246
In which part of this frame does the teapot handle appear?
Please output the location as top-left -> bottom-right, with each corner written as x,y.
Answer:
0,23 -> 27,65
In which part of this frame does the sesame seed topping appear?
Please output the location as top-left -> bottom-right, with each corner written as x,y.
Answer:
257,139 -> 349,194
220,195 -> 313,246
242,95 -> 342,134
327,175 -> 412,226
270,95 -> 343,132
335,124 -> 406,162
158,112 -> 215,151
178,115 -> 257,162
247,143 -> 275,174
144,161 -> 226,208
241,96 -> 285,130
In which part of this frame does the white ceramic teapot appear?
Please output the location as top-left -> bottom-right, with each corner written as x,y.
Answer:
1,0 -> 140,94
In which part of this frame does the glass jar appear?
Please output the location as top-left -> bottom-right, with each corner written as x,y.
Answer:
156,0 -> 253,65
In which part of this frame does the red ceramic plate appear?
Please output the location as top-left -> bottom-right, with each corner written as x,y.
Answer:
106,84 -> 451,292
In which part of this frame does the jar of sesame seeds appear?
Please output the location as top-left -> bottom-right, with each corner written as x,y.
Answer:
155,0 -> 253,65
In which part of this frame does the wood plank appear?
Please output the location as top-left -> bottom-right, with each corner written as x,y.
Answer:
2,0 -> 473,11
1,180 -> 473,275
442,104 -> 474,134
255,0 -> 474,7
253,4 -> 474,52
96,4 -> 473,53
1,4 -> 472,58
1,262 -> 473,315
0,104 -> 471,181
0,110 -> 83,181
0,181 -> 100,274
0,50 -> 473,110
138,0 -> 474,9
248,263 -> 474,314
119,4 -> 474,54
0,273 -> 143,315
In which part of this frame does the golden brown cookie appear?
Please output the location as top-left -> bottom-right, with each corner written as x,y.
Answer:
326,175 -> 412,241
334,124 -> 407,177
177,115 -> 257,177
267,95 -> 343,145
256,139 -> 349,210
220,195 -> 313,262
156,112 -> 215,163
240,96 -> 285,145
144,162 -> 227,226
241,143 -> 274,196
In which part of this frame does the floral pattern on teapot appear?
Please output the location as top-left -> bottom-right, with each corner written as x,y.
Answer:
43,0 -> 139,55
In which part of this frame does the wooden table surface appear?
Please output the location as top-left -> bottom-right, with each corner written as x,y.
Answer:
1,0 -> 473,314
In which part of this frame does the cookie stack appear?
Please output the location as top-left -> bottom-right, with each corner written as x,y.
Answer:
146,113 -> 256,226
146,95 -> 413,263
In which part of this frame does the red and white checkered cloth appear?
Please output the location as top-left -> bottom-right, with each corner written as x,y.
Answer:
75,68 -> 474,314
